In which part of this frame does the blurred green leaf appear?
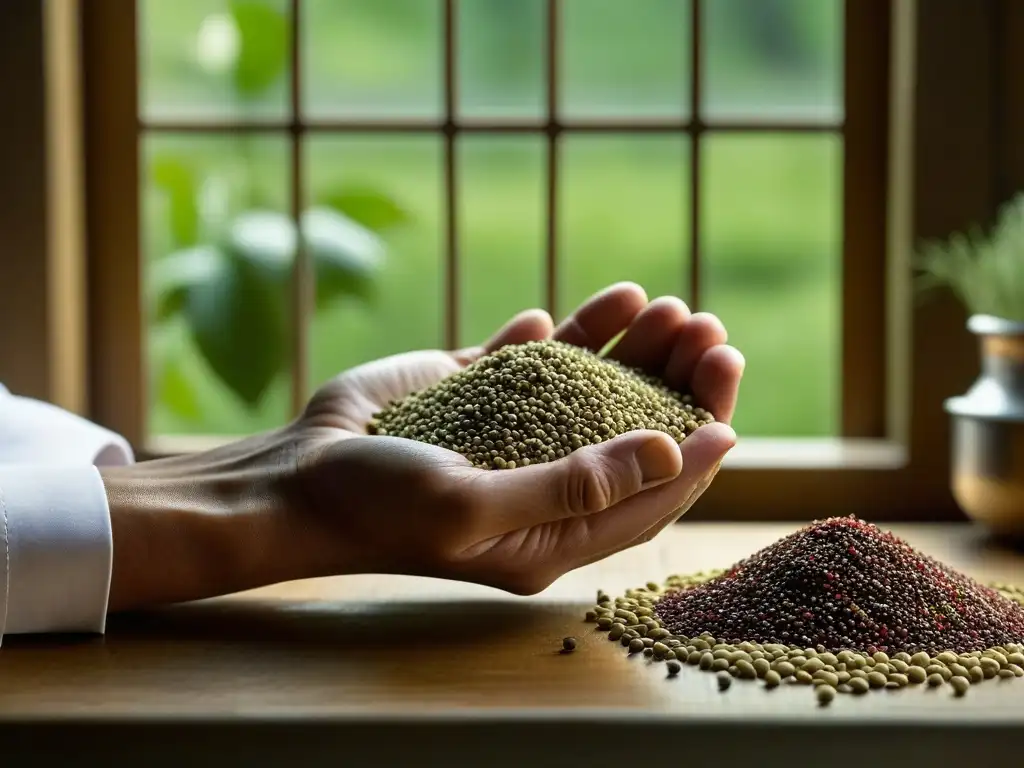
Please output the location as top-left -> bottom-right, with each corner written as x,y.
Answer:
151,154 -> 199,248
158,357 -> 203,422
230,0 -> 288,98
319,185 -> 411,232
227,210 -> 296,279
149,245 -> 227,323
184,251 -> 288,408
303,206 -> 385,308
228,207 -> 386,309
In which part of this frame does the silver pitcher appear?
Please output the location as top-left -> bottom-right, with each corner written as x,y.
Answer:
945,315 -> 1024,536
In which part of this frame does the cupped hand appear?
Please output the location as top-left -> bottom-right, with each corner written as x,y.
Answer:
282,282 -> 745,594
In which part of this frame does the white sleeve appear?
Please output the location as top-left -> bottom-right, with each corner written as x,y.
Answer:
0,384 -> 134,641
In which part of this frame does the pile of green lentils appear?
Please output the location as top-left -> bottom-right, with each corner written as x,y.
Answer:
570,572 -> 1024,705
368,339 -> 714,469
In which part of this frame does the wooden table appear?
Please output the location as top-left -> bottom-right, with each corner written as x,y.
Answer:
2,522 -> 1024,767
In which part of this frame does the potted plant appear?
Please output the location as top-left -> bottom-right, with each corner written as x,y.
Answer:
917,191 -> 1024,537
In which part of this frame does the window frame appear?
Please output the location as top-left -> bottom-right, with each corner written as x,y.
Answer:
76,0 -> 1002,520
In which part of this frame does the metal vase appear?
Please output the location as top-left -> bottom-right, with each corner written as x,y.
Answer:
945,315 -> 1024,536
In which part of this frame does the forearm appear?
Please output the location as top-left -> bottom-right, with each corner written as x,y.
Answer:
100,432 -> 306,613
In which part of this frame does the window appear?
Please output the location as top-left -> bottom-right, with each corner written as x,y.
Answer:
81,0 -> 972,519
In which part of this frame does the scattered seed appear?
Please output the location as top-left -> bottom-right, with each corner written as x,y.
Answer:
561,637 -> 577,653
849,677 -> 870,694
816,685 -> 836,705
580,516 -> 1024,705
717,671 -> 732,690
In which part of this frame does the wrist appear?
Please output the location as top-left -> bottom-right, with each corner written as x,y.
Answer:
100,431 -> 300,612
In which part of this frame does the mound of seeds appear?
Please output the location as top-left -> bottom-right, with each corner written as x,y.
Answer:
582,516 -> 1024,702
368,340 -> 714,469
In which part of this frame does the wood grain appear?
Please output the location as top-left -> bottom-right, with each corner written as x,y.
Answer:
2,523 -> 1024,765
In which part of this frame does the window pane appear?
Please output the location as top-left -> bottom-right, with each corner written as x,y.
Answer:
702,134 -> 841,437
702,0 -> 842,121
306,136 -> 443,390
558,136 -> 689,321
561,0 -> 690,119
143,134 -> 292,437
302,0 -> 442,119
140,0 -> 290,121
458,0 -> 545,120
458,136 -> 546,346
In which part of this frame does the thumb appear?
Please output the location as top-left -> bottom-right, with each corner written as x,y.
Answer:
476,430 -> 683,533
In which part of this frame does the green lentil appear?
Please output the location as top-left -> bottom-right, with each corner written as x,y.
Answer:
813,671 -> 840,687
753,658 -> 772,678
951,676 -> 970,697
795,670 -> 814,685
816,685 -> 836,705
699,652 -> 714,670
1010,664 -> 1024,677
764,670 -> 782,688
628,638 -> 644,654
868,671 -> 888,688
927,673 -> 945,687
735,660 -> 757,679
849,677 -> 870,695
888,673 -> 909,687
969,666 -> 985,683
561,637 -> 577,652
907,666 -> 927,684
911,652 -> 931,667
949,663 -> 970,678
999,669 -> 1016,679
926,664 -> 952,681
774,661 -> 796,678
717,671 -> 732,690
666,660 -> 682,676
711,658 -> 730,672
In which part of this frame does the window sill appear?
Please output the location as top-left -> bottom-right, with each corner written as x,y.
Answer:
724,438 -> 907,470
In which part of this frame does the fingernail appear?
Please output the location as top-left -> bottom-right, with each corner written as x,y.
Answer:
635,436 -> 683,484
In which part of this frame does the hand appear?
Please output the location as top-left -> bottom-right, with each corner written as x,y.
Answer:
287,282 -> 744,594
102,283 -> 743,611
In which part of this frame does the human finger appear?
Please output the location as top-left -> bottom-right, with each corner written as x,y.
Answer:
662,312 -> 728,390
557,422 -> 735,562
553,282 -> 648,352
690,344 -> 745,425
604,295 -> 691,373
468,430 -> 683,537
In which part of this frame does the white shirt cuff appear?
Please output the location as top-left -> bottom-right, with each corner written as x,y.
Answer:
0,387 -> 133,640
0,465 -> 114,638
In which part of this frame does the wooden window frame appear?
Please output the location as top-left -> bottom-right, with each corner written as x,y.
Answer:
72,0 -> 1010,520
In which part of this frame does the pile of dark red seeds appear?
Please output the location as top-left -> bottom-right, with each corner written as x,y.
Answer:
655,515 -> 1024,655
582,516 -> 1024,702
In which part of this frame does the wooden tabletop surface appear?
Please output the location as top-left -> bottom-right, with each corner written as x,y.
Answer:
3,522 -> 1024,766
